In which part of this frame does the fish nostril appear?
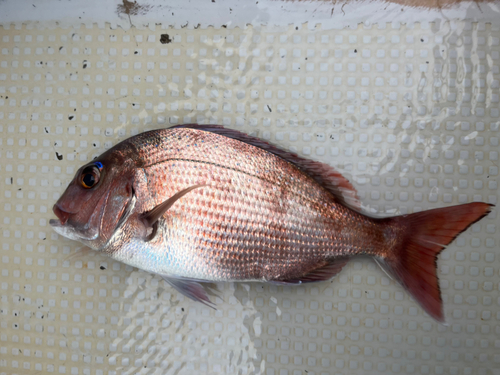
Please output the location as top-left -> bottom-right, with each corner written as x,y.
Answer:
53,204 -> 71,225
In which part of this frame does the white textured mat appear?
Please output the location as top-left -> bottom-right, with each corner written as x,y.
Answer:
0,21 -> 499,375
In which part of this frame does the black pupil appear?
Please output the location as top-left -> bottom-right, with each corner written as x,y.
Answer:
83,172 -> 95,187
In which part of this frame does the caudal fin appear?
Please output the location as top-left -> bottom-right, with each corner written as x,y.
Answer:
380,202 -> 493,322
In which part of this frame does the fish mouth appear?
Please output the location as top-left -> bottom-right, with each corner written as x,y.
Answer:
49,218 -> 63,227
49,207 -> 99,242
53,204 -> 74,225
49,218 -> 86,241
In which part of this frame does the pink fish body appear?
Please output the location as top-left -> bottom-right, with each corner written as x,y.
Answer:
50,125 -> 493,322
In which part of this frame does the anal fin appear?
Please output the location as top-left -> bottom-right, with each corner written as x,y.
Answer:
272,258 -> 350,285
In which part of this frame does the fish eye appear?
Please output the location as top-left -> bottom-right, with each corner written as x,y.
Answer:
80,165 -> 101,189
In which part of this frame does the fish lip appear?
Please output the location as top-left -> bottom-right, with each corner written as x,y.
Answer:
54,202 -> 79,214
53,204 -> 75,225
49,218 -> 62,227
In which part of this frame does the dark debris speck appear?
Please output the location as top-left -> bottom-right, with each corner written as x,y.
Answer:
160,34 -> 172,44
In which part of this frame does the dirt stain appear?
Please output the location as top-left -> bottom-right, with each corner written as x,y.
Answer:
116,0 -> 153,16
278,0 -> 493,10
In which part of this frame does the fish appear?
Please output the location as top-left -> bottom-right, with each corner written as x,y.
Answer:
50,124 -> 493,322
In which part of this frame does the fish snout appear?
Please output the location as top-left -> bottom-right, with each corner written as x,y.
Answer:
53,204 -> 72,225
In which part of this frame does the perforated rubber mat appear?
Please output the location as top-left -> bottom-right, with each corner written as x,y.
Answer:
0,21 -> 499,375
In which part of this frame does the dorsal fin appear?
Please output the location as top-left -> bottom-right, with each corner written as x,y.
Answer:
171,124 -> 360,210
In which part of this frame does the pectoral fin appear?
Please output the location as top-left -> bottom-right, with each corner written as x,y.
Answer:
161,275 -> 216,309
142,184 -> 205,228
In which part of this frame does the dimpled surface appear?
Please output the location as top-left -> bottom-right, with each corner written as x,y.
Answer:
0,20 -> 498,375
109,127 -> 382,281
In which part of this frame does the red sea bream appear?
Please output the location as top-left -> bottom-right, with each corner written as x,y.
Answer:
50,125 -> 493,322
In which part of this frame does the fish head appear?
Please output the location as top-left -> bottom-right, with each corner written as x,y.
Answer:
50,152 -> 135,250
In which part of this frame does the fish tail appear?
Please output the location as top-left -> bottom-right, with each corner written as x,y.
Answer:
379,202 -> 493,322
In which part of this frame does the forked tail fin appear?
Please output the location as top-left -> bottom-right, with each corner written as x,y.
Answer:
380,202 -> 493,322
